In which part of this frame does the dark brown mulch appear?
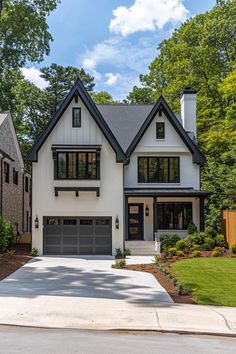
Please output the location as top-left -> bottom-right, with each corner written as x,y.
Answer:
0,244 -> 33,281
126,263 -> 196,304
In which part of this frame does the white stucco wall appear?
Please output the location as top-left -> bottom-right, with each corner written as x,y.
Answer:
124,112 -> 200,189
32,98 -> 123,255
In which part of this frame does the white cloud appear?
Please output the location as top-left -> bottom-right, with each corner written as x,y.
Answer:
110,0 -> 188,36
105,73 -> 121,86
21,67 -> 48,90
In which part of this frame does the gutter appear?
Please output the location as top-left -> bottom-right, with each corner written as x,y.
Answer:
0,155 -> 6,217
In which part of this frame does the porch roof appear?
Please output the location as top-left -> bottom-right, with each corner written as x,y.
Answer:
124,188 -> 211,198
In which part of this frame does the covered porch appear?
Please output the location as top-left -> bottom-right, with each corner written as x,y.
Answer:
124,188 -> 211,252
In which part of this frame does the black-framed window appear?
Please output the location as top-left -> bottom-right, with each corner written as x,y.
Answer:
157,202 -> 192,230
13,168 -> 18,185
72,107 -> 81,127
156,122 -> 165,139
56,151 -> 99,180
25,176 -> 29,192
4,162 -> 9,183
138,157 -> 179,183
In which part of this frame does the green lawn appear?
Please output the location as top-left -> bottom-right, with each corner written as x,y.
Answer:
170,258 -> 236,307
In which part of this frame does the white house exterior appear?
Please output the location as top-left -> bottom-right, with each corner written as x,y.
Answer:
28,80 -> 209,256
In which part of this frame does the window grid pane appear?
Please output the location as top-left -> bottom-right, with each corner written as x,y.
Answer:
157,203 -> 192,230
72,108 -> 81,127
156,122 -> 165,139
138,157 -> 179,183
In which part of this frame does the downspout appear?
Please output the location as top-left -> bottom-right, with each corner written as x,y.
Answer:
22,170 -> 25,233
0,155 -> 6,217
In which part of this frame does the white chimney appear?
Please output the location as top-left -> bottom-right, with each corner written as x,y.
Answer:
180,89 -> 197,135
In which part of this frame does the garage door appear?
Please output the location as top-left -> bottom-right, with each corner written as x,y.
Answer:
43,217 -> 112,255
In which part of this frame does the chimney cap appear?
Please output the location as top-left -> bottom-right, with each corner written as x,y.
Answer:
181,87 -> 198,95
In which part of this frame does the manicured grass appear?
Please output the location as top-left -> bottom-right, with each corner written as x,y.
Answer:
170,258 -> 236,306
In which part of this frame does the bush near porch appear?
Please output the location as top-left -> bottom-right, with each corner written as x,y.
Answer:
170,258 -> 236,307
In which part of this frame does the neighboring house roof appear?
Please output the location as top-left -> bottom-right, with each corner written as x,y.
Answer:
0,112 -> 24,167
27,79 -> 126,163
27,79 -> 205,165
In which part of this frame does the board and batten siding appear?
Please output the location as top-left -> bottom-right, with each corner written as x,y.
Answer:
32,98 -> 123,255
124,112 -> 200,189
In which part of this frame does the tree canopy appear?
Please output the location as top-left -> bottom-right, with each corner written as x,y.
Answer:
126,0 -> 236,232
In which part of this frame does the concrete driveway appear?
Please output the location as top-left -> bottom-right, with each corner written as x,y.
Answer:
0,256 -> 173,330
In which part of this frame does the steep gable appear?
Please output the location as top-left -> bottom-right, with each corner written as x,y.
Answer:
27,79 -> 126,163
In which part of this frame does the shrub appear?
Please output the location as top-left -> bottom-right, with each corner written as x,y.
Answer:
189,232 -> 207,245
231,244 -> 236,254
179,284 -> 192,296
114,259 -> 126,268
215,234 -> 226,248
30,248 -> 39,257
187,221 -> 197,235
176,250 -> 185,257
0,217 -> 13,251
191,250 -> 201,257
211,247 -> 224,257
203,237 -> 215,251
176,239 -> 189,251
4,250 -> 15,258
191,244 -> 202,251
160,234 -> 181,252
115,248 -> 123,257
154,254 -> 161,265
168,247 -> 179,256
124,248 -> 131,256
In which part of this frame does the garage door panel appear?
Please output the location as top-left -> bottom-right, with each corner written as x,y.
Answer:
63,236 -> 78,245
43,217 -> 111,255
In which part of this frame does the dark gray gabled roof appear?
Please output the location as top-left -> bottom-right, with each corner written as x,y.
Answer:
96,104 -> 154,152
97,97 -> 205,165
27,79 -> 126,163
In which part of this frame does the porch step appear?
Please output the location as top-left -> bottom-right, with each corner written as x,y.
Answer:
125,241 -> 157,256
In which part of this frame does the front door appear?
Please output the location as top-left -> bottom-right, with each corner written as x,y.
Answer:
128,204 -> 144,240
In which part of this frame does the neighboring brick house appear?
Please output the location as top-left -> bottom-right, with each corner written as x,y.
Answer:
0,112 -> 31,236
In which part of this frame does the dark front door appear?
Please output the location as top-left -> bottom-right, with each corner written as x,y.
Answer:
128,204 -> 144,240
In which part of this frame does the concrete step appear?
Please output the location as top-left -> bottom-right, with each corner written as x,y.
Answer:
125,241 -> 157,256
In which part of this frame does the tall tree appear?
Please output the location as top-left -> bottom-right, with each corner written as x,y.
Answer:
0,0 -> 59,70
126,0 -> 236,232
91,91 -> 118,104
40,63 -> 95,115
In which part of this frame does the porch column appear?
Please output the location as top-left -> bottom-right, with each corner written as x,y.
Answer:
199,196 -> 205,231
153,196 -> 157,241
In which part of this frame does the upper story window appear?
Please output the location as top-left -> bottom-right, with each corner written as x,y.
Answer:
56,151 -> 99,180
25,176 -> 29,192
156,122 -> 165,139
138,157 -> 180,183
72,108 -> 81,127
13,168 -> 18,185
4,162 -> 9,183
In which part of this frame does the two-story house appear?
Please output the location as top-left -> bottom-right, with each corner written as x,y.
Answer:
0,112 -> 31,236
28,79 -> 210,256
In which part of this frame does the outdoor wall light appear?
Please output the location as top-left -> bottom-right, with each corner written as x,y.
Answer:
35,215 -> 39,229
145,205 -> 149,216
115,217 -> 119,230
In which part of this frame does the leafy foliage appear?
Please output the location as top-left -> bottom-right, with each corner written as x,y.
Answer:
0,216 -> 14,251
160,234 -> 181,251
127,0 -> 236,231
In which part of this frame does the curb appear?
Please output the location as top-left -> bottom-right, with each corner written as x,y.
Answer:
0,323 -> 235,338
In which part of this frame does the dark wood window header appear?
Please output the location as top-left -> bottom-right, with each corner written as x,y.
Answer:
138,156 -> 180,184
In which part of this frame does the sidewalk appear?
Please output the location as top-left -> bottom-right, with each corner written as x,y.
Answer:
0,295 -> 235,336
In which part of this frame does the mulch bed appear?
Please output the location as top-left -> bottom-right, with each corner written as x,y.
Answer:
0,244 -> 33,281
126,263 -> 196,304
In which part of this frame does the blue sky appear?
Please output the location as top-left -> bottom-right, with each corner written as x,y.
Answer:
22,0 -> 217,100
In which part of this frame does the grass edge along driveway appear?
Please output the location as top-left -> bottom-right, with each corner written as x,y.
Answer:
170,258 -> 236,307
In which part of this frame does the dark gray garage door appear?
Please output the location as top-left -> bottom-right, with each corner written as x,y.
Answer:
43,217 -> 112,255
